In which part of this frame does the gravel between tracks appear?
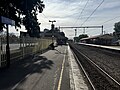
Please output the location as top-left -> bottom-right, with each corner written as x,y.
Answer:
74,44 -> 120,83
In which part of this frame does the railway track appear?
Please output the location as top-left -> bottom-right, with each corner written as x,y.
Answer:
70,44 -> 120,90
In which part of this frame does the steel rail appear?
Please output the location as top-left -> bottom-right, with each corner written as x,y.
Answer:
71,48 -> 96,90
73,46 -> 120,87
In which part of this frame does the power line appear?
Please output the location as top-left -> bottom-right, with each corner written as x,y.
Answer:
99,15 -> 120,34
81,0 -> 105,26
104,26 -> 113,30
40,17 -> 48,23
73,0 -> 89,26
100,15 -> 120,24
42,13 -> 49,21
40,13 -> 51,24
64,3 -> 84,19
103,26 -> 114,34
100,15 -> 120,33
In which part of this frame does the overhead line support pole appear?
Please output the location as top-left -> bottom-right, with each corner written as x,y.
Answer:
102,25 -> 103,35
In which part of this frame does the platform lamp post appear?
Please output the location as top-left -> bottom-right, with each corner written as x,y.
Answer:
49,20 -> 56,43
74,29 -> 77,43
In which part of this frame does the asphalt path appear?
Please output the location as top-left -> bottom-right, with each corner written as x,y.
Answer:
0,45 -> 70,90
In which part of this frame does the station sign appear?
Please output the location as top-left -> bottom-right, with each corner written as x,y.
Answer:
0,16 -> 15,26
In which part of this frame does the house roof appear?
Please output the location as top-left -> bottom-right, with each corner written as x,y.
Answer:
80,34 -> 113,41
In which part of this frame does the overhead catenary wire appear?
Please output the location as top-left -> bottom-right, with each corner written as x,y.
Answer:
104,27 -> 113,30
73,0 -> 89,26
100,15 -> 120,24
102,26 -> 114,35
39,13 -> 51,24
81,0 -> 105,26
64,0 -> 84,18
100,15 -> 120,33
42,13 -> 49,21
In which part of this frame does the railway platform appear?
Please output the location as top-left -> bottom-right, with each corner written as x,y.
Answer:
0,45 -> 89,90
79,43 -> 120,50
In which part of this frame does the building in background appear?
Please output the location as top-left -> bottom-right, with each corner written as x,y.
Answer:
40,28 -> 68,45
80,34 -> 117,45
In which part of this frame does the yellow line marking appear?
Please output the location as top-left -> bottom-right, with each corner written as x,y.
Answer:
57,49 -> 66,90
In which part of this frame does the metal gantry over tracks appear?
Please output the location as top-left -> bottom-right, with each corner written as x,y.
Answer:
59,25 -> 104,35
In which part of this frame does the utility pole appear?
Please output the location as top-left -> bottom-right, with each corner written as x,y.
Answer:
75,29 -> 77,37
49,20 -> 56,24
83,28 -> 85,34
49,20 -> 56,30
49,20 -> 56,43
102,25 -> 104,35
74,29 -> 77,43
6,25 -> 10,68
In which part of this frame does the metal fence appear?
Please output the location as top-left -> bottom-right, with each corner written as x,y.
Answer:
0,36 -> 55,68
0,37 -> 6,68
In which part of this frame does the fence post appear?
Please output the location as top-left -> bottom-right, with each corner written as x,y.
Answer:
35,38 -> 36,53
22,36 -> 25,58
0,37 -> 1,67
6,25 -> 10,68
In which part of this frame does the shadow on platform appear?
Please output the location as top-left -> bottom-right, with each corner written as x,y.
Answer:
0,55 -> 54,90
54,49 -> 66,54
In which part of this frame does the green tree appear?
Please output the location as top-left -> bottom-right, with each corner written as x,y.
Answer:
0,0 -> 45,37
74,34 -> 88,42
74,37 -> 79,42
78,34 -> 88,40
23,13 -> 41,37
114,21 -> 120,39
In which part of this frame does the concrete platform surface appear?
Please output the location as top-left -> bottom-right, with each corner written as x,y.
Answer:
0,45 -> 89,90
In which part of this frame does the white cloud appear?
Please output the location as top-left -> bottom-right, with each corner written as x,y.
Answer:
10,0 -> 120,39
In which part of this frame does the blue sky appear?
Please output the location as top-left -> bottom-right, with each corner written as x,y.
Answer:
10,0 -> 120,39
